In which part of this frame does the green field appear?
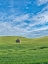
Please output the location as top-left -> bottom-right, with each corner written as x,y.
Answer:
0,36 -> 48,64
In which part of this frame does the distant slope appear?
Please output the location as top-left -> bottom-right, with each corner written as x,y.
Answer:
0,36 -> 48,44
0,36 -> 29,44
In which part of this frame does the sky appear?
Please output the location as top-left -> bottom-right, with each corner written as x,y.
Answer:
0,0 -> 48,38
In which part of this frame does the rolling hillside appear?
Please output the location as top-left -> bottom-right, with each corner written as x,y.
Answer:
0,36 -> 48,64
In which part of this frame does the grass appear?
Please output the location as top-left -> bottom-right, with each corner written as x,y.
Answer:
0,36 -> 48,64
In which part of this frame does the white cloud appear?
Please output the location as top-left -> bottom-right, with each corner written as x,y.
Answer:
42,4 -> 48,12
27,11 -> 48,29
29,26 -> 48,32
35,0 -> 48,6
14,14 -> 29,22
0,21 -> 28,36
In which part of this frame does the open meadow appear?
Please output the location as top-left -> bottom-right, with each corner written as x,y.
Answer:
0,36 -> 48,64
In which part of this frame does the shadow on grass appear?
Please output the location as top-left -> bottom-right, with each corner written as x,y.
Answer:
39,46 -> 48,49
25,62 -> 48,64
32,46 -> 48,50
29,46 -> 48,51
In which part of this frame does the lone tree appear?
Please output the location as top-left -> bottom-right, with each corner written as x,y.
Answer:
16,39 -> 21,43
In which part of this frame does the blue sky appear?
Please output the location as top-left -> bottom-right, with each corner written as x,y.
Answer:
0,0 -> 48,38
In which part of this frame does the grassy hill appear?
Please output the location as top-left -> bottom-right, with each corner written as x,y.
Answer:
0,36 -> 48,64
